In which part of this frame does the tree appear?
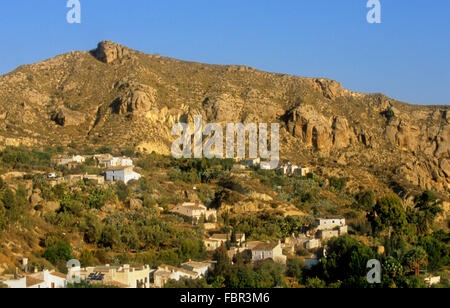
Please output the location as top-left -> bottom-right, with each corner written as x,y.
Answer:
212,244 -> 232,277
286,258 -> 303,280
120,225 -> 140,250
99,225 -> 120,249
382,257 -> 404,288
368,195 -> 407,234
419,233 -> 449,271
1,188 -> 26,223
318,235 -> 376,286
413,191 -> 443,235
354,191 -> 375,210
43,241 -> 73,265
404,247 -> 428,276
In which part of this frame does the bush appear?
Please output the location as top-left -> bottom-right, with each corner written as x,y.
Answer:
328,177 -> 347,192
43,241 -> 73,265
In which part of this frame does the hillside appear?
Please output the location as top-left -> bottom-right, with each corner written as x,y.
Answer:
0,40 -> 448,198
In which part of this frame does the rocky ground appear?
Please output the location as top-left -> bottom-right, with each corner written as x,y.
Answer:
0,40 -> 448,198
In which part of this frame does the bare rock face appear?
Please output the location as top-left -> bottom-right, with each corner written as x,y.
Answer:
93,40 -> 130,63
435,125 -> 449,157
285,105 -> 357,150
112,82 -> 157,116
114,91 -> 153,115
385,118 -> 420,152
285,105 -> 330,149
313,78 -> 348,100
51,107 -> 85,126
332,116 -> 355,149
202,94 -> 243,123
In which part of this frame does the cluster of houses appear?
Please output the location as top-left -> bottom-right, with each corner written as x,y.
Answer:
50,154 -> 141,185
1,259 -> 67,289
235,158 -> 310,176
0,259 -> 217,289
201,217 -> 349,267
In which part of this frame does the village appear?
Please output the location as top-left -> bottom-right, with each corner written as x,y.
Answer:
0,153 -> 326,288
0,215 -> 351,288
0,152 -> 445,289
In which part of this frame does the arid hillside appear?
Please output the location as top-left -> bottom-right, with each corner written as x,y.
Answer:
0,41 -> 448,198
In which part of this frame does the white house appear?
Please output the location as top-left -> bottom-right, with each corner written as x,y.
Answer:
294,166 -> 310,177
316,217 -> 348,240
171,202 -> 217,223
53,155 -> 86,166
3,270 -> 67,289
241,158 -> 261,168
278,163 -> 310,177
103,157 -> 133,168
106,167 -> 141,184
251,241 -> 287,264
316,217 -> 346,231
204,234 -> 230,251
153,265 -> 199,288
71,264 -> 152,288
180,261 -> 215,277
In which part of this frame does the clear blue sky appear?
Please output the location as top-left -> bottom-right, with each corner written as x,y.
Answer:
0,0 -> 449,105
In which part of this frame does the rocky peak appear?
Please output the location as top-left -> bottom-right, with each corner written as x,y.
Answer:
92,40 -> 130,63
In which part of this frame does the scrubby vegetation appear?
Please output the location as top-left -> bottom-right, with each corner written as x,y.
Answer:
0,146 -> 448,288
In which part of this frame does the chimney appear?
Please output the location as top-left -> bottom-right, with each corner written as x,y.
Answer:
22,258 -> 28,273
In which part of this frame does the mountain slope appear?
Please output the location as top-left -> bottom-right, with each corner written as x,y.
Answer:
0,41 -> 448,197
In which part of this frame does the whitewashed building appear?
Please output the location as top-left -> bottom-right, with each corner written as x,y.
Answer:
103,157 -> 134,168
251,241 -> 287,264
171,202 -> 217,223
152,265 -> 199,288
316,217 -> 346,231
180,261 -> 216,277
53,155 -> 86,166
106,167 -> 141,184
3,270 -> 67,289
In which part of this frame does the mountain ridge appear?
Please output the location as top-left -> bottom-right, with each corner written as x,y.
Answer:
0,40 -> 448,198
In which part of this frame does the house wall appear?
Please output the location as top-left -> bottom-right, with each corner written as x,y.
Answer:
317,219 -> 346,231
124,172 -> 141,184
106,169 -> 125,182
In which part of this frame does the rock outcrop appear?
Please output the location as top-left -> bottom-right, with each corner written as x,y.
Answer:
93,40 -> 130,63
51,107 -> 85,126
0,40 -> 448,195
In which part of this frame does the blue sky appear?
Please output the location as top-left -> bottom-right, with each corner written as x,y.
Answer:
0,0 -> 449,105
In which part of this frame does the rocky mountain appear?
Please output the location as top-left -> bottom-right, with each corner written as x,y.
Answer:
0,41 -> 448,198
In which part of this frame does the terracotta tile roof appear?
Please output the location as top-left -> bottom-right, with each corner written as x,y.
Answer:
50,272 -> 67,279
26,276 -> 45,288
252,242 -> 279,251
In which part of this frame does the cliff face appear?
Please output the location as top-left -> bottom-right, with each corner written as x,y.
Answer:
0,41 -> 448,196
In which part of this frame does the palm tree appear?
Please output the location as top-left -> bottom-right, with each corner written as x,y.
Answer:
404,247 -> 428,276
